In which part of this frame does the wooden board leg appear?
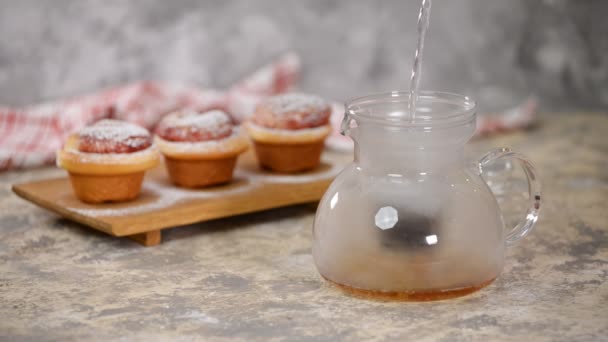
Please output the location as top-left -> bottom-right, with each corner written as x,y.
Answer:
305,201 -> 320,210
127,230 -> 162,247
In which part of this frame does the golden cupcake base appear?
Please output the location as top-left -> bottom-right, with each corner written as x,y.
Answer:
252,140 -> 325,173
68,171 -> 145,204
164,156 -> 238,188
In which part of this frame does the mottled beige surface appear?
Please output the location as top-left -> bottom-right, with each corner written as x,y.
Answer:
1,113 -> 606,341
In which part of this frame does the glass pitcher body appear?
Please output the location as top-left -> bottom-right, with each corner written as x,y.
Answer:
312,91 -> 541,299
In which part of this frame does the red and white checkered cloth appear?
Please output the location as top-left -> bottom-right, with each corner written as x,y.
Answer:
0,53 -> 300,170
0,50 -> 537,170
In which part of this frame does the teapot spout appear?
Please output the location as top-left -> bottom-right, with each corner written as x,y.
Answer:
340,110 -> 354,136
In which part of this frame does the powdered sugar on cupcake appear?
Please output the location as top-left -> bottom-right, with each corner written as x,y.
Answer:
80,119 -> 150,141
267,93 -> 328,115
235,159 -> 341,184
155,128 -> 248,156
156,110 -> 233,142
246,122 -> 331,144
253,93 -> 331,130
78,119 -> 152,153
63,145 -> 159,165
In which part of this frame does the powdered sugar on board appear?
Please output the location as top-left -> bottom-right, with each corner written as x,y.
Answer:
70,178 -> 258,217
66,154 -> 345,217
235,158 -> 342,184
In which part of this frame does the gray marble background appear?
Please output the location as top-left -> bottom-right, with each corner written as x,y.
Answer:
0,0 -> 607,112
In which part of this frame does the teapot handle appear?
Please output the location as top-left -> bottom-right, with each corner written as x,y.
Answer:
478,147 -> 541,245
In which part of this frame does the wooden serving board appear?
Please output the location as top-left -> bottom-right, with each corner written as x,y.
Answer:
12,150 -> 350,246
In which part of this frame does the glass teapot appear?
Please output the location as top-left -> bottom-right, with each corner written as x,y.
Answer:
312,91 -> 541,300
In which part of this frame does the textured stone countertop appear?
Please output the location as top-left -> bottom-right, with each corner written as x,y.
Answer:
1,113 -> 606,341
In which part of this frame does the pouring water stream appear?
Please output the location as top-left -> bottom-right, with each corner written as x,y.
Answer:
407,0 -> 432,121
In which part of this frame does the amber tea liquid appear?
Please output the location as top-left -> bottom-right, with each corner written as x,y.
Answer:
324,276 -> 496,302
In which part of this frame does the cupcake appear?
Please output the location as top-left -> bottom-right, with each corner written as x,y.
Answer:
155,110 -> 249,188
56,119 -> 160,203
246,93 -> 331,173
